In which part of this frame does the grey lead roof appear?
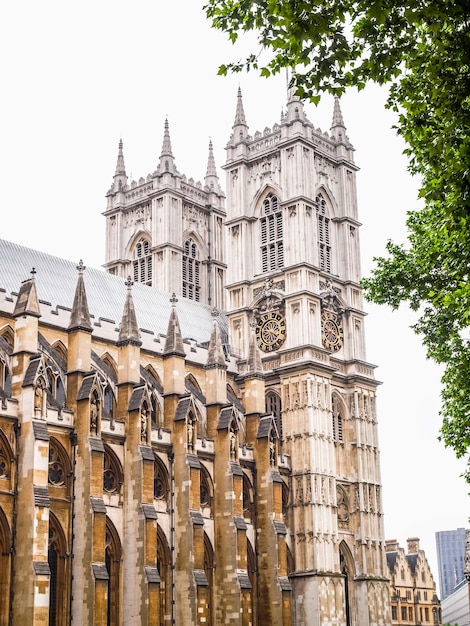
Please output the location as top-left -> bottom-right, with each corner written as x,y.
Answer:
0,239 -> 228,348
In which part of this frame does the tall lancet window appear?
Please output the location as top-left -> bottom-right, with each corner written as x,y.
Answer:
261,194 -> 284,273
133,238 -> 152,286
316,194 -> 331,273
183,238 -> 200,301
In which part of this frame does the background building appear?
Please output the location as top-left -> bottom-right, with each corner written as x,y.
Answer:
436,528 -> 467,600
0,91 -> 391,625
386,538 -> 441,625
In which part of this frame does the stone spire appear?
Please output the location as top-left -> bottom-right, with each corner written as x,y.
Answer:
206,310 -> 226,369
68,260 -> 92,332
330,96 -> 348,144
13,268 -> 41,318
229,87 -> 249,143
204,139 -> 221,192
156,117 -> 178,175
111,139 -> 128,193
163,294 -> 185,356
118,277 -> 141,345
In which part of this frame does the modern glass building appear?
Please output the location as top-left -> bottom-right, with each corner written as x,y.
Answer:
436,528 -> 467,599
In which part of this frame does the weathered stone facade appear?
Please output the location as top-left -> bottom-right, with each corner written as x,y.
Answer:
0,89 -> 391,624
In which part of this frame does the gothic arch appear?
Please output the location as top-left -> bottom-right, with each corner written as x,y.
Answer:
182,234 -> 205,302
105,516 -> 122,626
339,540 -> 356,626
126,230 -> 152,260
0,326 -> 14,349
48,437 -> 72,498
250,183 -> 283,219
157,525 -> 172,625
266,390 -> 283,442
51,340 -> 67,363
204,532 -> 215,626
182,230 -> 207,257
153,455 -> 170,506
0,430 -> 13,491
0,506 -> 11,625
247,539 -> 257,624
128,233 -> 153,286
200,463 -> 213,517
315,185 -> 339,218
100,353 -> 118,380
0,351 -> 11,398
103,444 -> 123,496
242,472 -> 254,523
331,391 -> 348,443
48,511 -> 70,626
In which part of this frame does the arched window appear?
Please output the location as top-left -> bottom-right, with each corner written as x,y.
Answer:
242,474 -> 254,523
103,445 -> 123,495
133,238 -> 152,286
48,439 -> 68,487
332,395 -> 343,442
0,507 -> 11,624
46,367 -> 66,409
157,526 -> 172,625
316,194 -> 331,273
200,465 -> 213,516
48,513 -> 69,626
261,194 -> 284,273
247,540 -> 257,625
105,518 -> 121,626
204,533 -> 215,626
182,238 -> 200,301
154,457 -> 170,504
0,357 -> 11,397
0,433 -> 12,483
265,390 -> 283,441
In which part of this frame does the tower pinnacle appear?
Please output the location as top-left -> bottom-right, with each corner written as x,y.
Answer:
330,96 -> 350,145
157,117 -> 178,175
204,139 -> 221,192
229,87 -> 249,144
111,139 -> 128,193
118,277 -> 141,345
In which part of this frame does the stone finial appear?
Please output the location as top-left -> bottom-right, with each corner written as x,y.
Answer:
157,117 -> 179,175
118,276 -> 141,345
206,311 -> 227,369
68,262 -> 92,332
163,295 -> 185,356
111,139 -> 128,193
204,139 -> 221,193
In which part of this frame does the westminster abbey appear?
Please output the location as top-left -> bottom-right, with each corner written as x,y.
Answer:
0,89 -> 391,624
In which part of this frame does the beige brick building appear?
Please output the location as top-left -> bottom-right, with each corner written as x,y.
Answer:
386,538 -> 441,625
0,90 -> 391,624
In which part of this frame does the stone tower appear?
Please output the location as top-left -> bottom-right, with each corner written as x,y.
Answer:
103,121 -> 226,308
223,88 -> 390,625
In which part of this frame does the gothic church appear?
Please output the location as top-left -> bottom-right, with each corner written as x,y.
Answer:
0,88 -> 391,624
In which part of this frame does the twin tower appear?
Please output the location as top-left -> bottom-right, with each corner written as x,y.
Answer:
101,87 -> 390,624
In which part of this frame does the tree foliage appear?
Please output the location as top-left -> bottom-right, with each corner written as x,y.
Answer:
205,0 -> 470,480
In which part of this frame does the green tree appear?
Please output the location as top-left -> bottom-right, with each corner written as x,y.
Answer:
205,0 -> 470,480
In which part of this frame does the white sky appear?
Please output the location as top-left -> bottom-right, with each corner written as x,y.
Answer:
0,0 -> 467,592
